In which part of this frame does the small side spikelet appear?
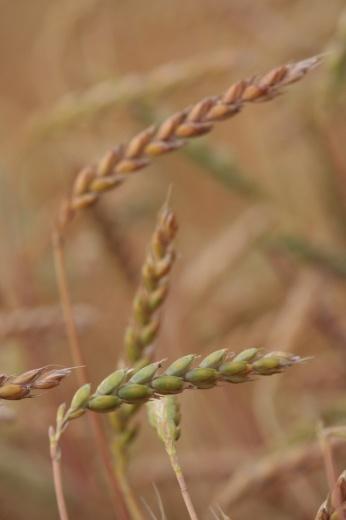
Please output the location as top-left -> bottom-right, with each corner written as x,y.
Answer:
148,395 -> 181,444
0,366 -> 72,400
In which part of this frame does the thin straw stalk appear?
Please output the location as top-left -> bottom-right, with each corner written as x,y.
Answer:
52,230 -> 131,520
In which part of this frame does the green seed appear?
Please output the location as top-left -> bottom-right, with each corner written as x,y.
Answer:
129,362 -> 161,384
124,327 -> 141,363
68,408 -> 86,420
87,395 -> 121,412
148,285 -> 167,311
233,347 -> 259,363
70,384 -> 91,411
165,354 -> 196,377
184,368 -> 218,388
117,383 -> 153,403
139,319 -> 160,346
219,361 -> 249,377
252,356 -> 281,374
134,292 -> 151,325
96,369 -> 127,395
151,375 -> 184,394
199,349 -> 228,369
142,263 -> 157,291
174,426 -> 181,441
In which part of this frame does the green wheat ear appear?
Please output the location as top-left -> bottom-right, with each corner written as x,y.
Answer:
51,348 -> 307,444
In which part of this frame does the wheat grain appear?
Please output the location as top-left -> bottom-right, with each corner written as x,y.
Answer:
58,56 -> 320,233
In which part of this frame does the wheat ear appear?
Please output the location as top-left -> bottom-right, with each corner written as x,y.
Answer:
124,204 -> 178,366
0,366 -> 71,400
51,348 -> 306,442
58,56 -> 320,232
49,348 -> 305,518
52,232 -> 131,519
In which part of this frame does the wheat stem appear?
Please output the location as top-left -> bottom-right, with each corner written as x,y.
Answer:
52,228 -> 131,520
113,448 -> 144,520
52,230 -> 88,385
167,446 -> 198,520
49,428 -> 69,520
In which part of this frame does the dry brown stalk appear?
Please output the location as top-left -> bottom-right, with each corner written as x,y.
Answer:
52,230 -> 131,520
57,56 -> 320,233
52,230 -> 89,385
0,366 -> 71,400
49,428 -> 69,520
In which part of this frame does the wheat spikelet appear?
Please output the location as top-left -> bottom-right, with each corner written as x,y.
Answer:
58,56 -> 320,232
315,470 -> 346,519
148,396 -> 198,520
0,366 -> 72,400
124,204 -> 178,366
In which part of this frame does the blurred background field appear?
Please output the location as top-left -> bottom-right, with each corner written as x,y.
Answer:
1,1 -> 346,518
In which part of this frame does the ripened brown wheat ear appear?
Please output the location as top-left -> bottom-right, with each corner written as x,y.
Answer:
58,56 -> 320,233
0,366 -> 71,400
